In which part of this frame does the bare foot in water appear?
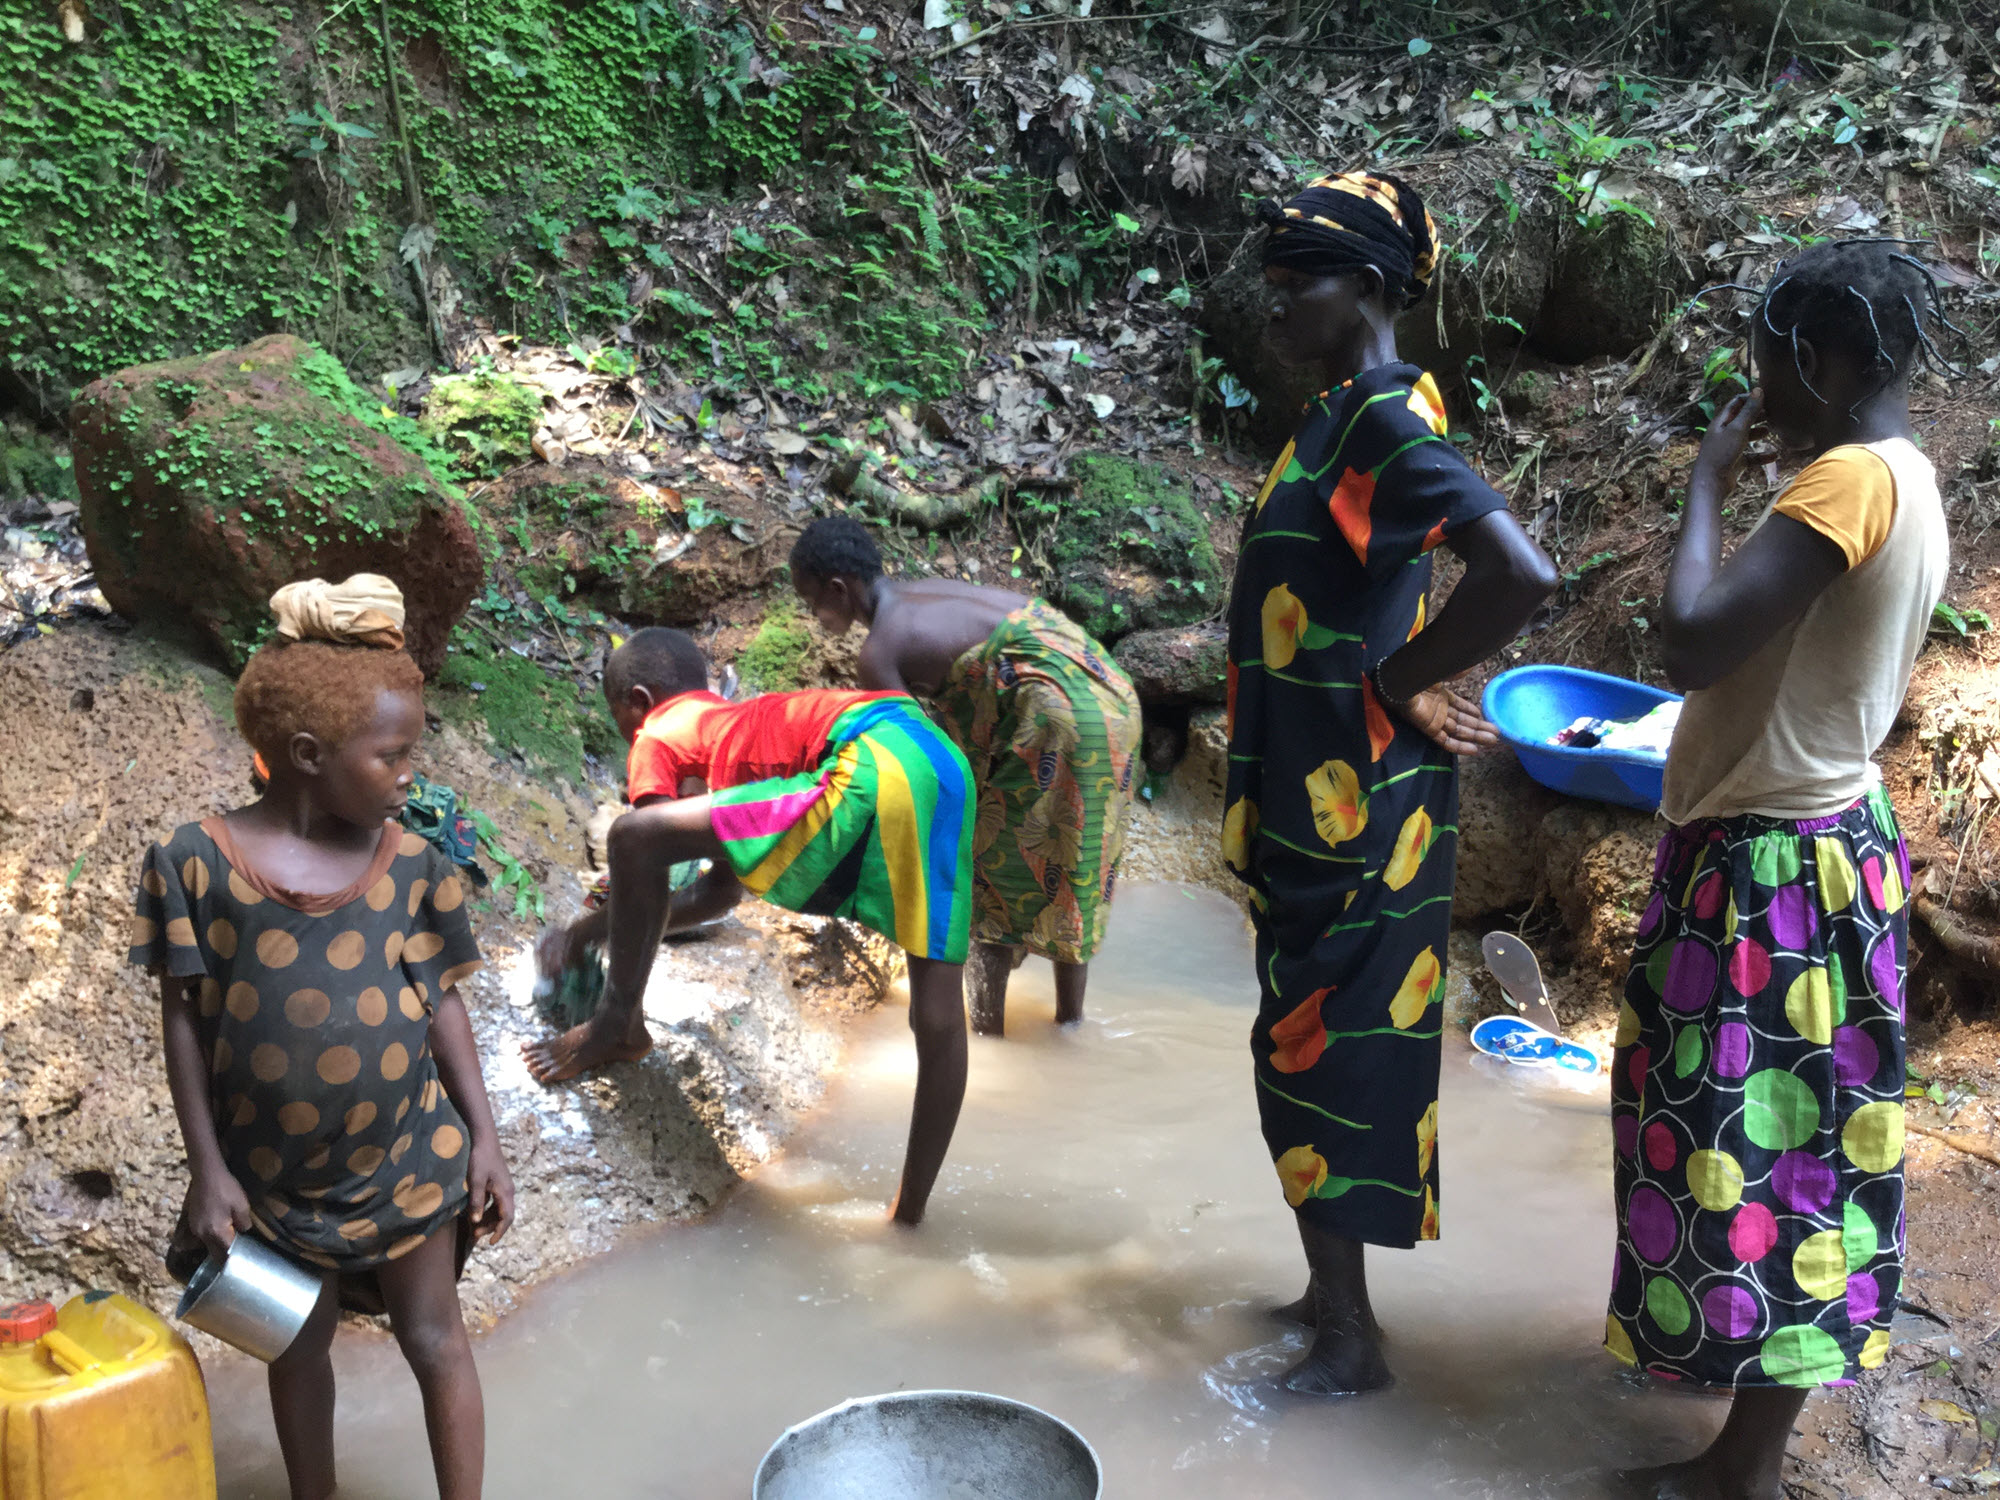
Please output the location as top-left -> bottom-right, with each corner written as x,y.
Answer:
1270,1288 -> 1317,1325
523,1010 -> 652,1083
1280,1322 -> 1393,1397
1269,1283 -> 1386,1343
1611,1385 -> 1803,1500
1612,1461 -> 1732,1500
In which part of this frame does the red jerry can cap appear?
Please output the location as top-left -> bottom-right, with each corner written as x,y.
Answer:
0,1301 -> 57,1345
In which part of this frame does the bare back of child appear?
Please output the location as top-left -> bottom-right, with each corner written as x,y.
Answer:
138,576 -> 514,1500
789,516 -> 1147,1037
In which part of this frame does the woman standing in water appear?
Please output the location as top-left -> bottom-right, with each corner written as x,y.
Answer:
1609,241 -> 1950,1499
1224,171 -> 1555,1394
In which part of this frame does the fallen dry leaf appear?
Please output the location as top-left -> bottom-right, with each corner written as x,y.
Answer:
1171,143 -> 1207,194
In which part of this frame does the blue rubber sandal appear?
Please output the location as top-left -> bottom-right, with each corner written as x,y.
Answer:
1470,1014 -> 1600,1074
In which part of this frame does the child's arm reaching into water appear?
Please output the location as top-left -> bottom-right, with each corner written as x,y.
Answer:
161,975 -> 252,1256
537,903 -> 611,980
534,848 -> 744,980
429,989 -> 516,1244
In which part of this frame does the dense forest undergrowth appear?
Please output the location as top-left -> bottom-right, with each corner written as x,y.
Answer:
8,0 -> 2000,918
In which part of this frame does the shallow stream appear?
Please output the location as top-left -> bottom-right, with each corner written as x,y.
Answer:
212,884 -> 1725,1498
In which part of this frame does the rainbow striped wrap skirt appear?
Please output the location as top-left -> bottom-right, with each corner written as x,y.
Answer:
709,696 -> 974,963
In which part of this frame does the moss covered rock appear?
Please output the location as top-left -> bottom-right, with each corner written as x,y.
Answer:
1048,455 -> 1224,645
420,373 -> 543,474
0,421 -> 77,505
484,466 -> 788,629
616,528 -> 789,628
71,335 -> 481,674
434,634 -> 619,784
736,600 -> 812,692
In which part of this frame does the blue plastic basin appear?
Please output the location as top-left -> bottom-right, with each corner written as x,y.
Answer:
1482,665 -> 1681,814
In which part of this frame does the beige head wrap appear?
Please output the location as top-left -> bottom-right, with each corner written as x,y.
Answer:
269,574 -> 407,650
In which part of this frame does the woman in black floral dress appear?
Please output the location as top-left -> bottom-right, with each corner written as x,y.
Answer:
1224,172 -> 1555,1394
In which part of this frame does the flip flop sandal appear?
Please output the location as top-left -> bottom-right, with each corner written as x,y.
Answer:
1469,1014 -> 1601,1075
1481,931 -> 1565,1038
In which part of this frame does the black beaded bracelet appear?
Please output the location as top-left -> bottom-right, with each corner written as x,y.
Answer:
1369,658 -> 1406,707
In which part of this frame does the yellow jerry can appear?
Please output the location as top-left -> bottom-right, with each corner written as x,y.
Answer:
0,1292 -> 216,1500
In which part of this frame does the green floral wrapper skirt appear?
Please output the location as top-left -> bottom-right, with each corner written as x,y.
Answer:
933,601 -> 1142,964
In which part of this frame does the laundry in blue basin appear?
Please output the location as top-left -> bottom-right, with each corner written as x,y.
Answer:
1482,665 -> 1682,814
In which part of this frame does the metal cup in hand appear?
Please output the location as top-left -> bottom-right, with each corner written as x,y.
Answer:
175,1235 -> 323,1363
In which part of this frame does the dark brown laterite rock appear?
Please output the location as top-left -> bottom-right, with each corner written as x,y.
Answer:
1114,621 -> 1229,706
71,335 -> 481,676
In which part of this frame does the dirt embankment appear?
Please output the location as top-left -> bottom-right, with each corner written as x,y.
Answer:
0,623 -> 894,1327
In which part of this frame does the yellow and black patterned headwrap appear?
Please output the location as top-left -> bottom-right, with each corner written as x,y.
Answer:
1257,170 -> 1441,310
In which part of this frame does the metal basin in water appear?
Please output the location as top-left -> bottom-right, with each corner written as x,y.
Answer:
754,1390 -> 1101,1500
175,1235 -> 323,1363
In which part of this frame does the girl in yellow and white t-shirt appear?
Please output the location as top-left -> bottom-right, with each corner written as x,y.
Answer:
1606,239 -> 1954,1500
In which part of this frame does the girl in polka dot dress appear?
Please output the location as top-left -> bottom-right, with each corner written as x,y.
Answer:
1609,242 -> 1952,1499
132,575 -> 514,1500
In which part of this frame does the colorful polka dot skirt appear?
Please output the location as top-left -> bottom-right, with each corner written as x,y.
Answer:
1607,787 -> 1908,1387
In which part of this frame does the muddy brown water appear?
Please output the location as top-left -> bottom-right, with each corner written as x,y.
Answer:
209,885 -> 1731,1498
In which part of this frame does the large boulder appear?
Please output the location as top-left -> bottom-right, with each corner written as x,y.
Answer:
1114,621 -> 1228,705
73,335 -> 481,674
1453,750 -> 1563,918
1050,455 -> 1226,645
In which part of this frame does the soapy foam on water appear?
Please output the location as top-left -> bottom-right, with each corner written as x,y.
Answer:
209,885 -> 1726,1499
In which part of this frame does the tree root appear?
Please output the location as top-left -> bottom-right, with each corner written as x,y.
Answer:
828,452 -> 1005,531
1912,890 -> 2000,976
1716,0 -> 1906,48
1908,1123 -> 2000,1169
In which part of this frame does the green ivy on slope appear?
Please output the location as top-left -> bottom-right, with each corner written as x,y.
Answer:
1,7 -> 313,409
0,1 -> 1045,409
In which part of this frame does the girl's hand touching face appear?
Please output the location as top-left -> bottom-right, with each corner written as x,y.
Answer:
1694,390 -> 1764,489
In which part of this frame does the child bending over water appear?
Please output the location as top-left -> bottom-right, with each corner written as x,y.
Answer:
789,515 -> 1144,1035
527,628 -> 975,1225
1609,240 -> 1954,1498
135,575 -> 514,1500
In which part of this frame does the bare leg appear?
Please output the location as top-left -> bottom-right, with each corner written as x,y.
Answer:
1616,1386 -> 1809,1500
1052,960 -> 1087,1026
1282,1219 -> 1392,1396
267,1273 -> 340,1500
967,942 -> 1013,1036
375,1226 -> 484,1500
524,798 -> 729,1083
889,955 -> 968,1225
